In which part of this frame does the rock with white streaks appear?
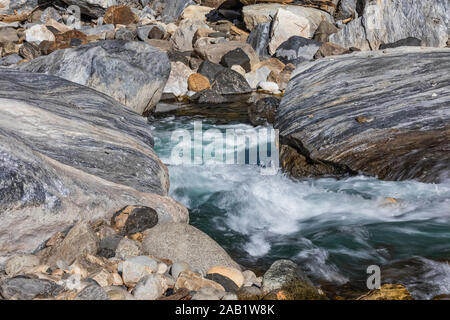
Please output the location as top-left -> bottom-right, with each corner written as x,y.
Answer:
18,40 -> 170,115
0,69 -> 188,265
276,48 -> 450,182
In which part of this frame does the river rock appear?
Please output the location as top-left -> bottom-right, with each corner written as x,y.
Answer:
0,27 -> 19,43
133,273 -> 168,300
115,27 -> 136,41
163,61 -> 194,97
268,8 -> 311,55
0,53 -> 21,66
97,235 -> 122,259
194,40 -> 259,70
115,238 -> 142,260
188,73 -> 211,92
207,266 -> 244,289
242,3 -> 332,33
191,286 -> 225,300
274,36 -> 322,65
24,24 -> 55,44
18,40 -> 170,115
246,22 -> 270,59
121,256 -> 158,286
0,69 -> 188,264
0,0 -> 38,15
104,285 -> 136,300
244,66 -> 271,89
220,47 -> 251,72
275,48 -> 450,182
329,0 -> 450,50
313,20 -> 339,43
5,255 -> 41,277
75,284 -> 110,300
189,88 -> 227,104
257,81 -> 280,94
171,261 -> 191,279
170,19 -> 210,52
237,285 -> 263,299
262,259 -> 315,293
0,277 -> 63,300
181,5 -> 213,22
160,0 -> 195,23
212,68 -> 252,95
142,223 -> 241,274
198,60 -> 225,82
104,5 -> 138,25
175,270 -> 225,291
248,96 -> 280,125
45,221 -> 98,267
111,205 -> 159,236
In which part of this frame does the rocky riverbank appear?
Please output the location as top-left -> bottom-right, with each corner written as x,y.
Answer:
1,0 -> 449,300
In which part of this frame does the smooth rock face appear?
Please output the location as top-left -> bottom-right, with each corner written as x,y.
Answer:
18,40 -> 170,115
268,8 -> 311,55
329,0 -> 450,50
242,3 -> 332,33
142,223 -> 241,274
276,48 -> 450,183
274,36 -> 322,65
0,69 -> 188,263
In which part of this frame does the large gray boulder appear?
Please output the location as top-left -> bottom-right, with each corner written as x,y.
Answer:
142,223 -> 241,274
0,69 -> 188,265
18,40 -> 170,116
330,0 -> 450,50
275,48 -> 450,183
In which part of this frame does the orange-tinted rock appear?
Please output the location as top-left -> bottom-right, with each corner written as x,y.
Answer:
188,73 -> 211,92
104,6 -> 138,25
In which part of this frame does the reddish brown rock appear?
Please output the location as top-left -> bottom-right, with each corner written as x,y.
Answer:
104,6 -> 138,25
188,73 -> 211,92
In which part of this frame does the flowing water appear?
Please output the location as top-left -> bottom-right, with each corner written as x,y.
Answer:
149,115 -> 450,300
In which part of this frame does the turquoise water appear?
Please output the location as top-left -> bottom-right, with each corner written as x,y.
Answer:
150,116 -> 450,299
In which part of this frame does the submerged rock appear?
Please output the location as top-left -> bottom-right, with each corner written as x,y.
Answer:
276,48 -> 450,182
18,40 -> 170,115
0,69 -> 188,263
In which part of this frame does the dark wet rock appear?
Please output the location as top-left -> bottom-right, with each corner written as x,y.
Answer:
18,40 -> 170,115
212,68 -> 252,95
206,273 -> 239,292
379,37 -> 422,50
75,284 -> 110,300
246,22 -> 271,59
220,47 -> 251,72
198,60 -> 226,82
123,207 -> 159,236
142,223 -> 241,274
0,276 -> 63,300
248,96 -> 280,126
0,69 -> 188,262
274,36 -> 322,65
330,0 -> 450,50
276,48 -> 450,183
189,89 -> 227,104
